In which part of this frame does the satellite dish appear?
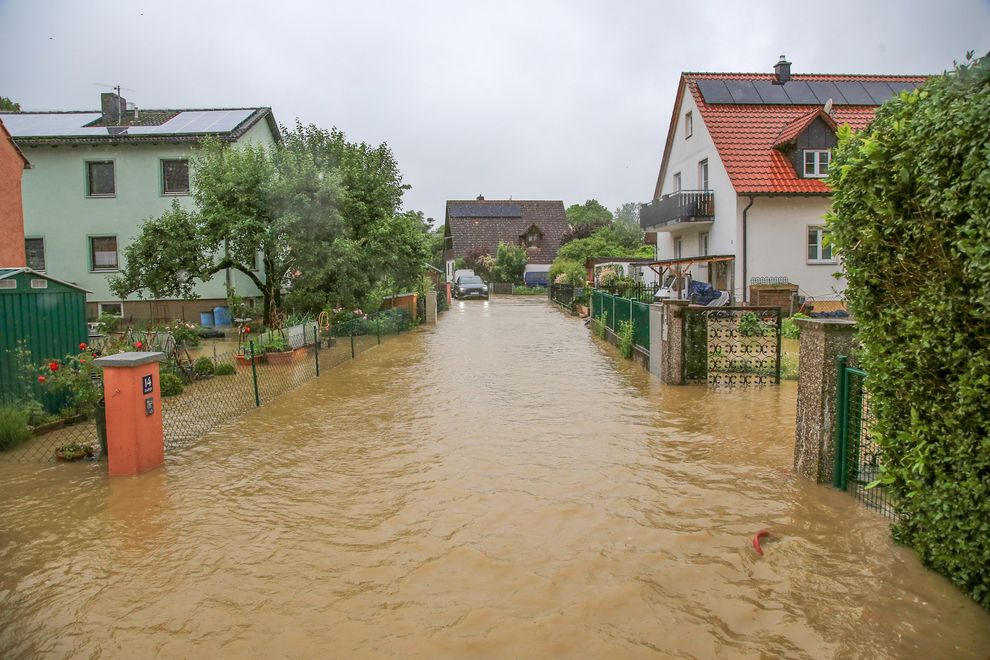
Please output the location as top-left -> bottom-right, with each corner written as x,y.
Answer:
823,98 -> 833,115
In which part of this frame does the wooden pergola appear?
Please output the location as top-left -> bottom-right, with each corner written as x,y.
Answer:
643,254 -> 736,302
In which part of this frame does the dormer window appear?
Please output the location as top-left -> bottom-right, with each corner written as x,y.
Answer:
803,150 -> 831,178
520,225 -> 543,248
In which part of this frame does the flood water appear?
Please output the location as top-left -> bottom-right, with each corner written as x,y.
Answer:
2,298 -> 988,658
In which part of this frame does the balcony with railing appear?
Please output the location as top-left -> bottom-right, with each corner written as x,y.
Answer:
640,190 -> 715,231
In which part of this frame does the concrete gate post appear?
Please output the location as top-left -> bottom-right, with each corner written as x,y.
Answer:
793,318 -> 857,482
426,291 -> 438,324
659,300 -> 689,385
648,303 -> 663,378
94,352 -> 166,476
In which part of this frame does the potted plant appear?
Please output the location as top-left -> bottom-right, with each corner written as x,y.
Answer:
235,342 -> 263,366
55,442 -> 95,462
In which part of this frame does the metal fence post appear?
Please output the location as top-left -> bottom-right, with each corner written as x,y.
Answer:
250,339 -> 260,407
833,355 -> 849,490
351,332 -> 356,359
314,324 -> 320,377
774,310 -> 782,384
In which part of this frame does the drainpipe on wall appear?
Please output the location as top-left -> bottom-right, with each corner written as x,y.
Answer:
741,196 -> 755,303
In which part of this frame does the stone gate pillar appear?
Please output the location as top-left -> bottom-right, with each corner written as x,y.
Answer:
659,300 -> 689,385
793,319 -> 857,482
426,291 -> 438,324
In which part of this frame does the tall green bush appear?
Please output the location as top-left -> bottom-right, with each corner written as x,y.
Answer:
828,55 -> 990,609
493,242 -> 527,283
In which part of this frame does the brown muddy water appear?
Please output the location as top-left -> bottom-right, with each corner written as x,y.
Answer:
1,298 -> 988,658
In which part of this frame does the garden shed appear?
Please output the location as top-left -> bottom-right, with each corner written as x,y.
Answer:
0,268 -> 89,395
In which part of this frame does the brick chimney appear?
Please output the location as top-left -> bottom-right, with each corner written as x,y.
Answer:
476,194 -> 485,201
101,92 -> 127,124
773,55 -> 791,85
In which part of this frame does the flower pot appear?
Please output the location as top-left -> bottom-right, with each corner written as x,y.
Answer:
55,444 -> 95,462
265,350 -> 293,365
235,354 -> 255,367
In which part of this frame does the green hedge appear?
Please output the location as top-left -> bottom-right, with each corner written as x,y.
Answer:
828,55 -> 990,608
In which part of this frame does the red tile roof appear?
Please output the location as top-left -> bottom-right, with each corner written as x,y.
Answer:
655,72 -> 928,196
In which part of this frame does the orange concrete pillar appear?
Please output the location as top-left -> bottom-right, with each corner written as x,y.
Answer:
94,352 -> 166,476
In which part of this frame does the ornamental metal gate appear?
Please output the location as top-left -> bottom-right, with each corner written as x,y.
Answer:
682,307 -> 782,386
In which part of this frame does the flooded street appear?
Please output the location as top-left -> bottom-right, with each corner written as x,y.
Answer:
1,298 -> 988,658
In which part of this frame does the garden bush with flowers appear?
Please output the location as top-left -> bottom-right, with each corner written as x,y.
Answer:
36,344 -> 103,419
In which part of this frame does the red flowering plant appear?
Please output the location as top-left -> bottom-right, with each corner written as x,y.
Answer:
36,347 -> 102,419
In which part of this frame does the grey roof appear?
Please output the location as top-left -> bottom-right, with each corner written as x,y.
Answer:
448,202 -> 522,218
0,107 -> 278,145
0,267 -> 91,292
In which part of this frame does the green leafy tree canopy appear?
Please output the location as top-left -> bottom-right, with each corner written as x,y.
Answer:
493,242 -> 527,283
565,199 -> 613,227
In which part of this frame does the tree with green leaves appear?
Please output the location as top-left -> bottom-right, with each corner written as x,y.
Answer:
828,54 -> 990,609
0,96 -> 20,112
565,199 -> 613,227
493,242 -> 527,283
111,138 -> 314,325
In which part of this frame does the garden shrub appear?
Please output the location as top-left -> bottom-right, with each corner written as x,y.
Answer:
828,55 -> 990,608
617,320 -> 634,358
595,312 -> 608,339
781,312 -> 809,339
214,363 -> 236,376
193,357 -> 216,377
0,405 -> 32,451
159,373 -> 184,397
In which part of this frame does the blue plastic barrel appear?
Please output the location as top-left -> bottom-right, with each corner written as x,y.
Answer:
213,306 -> 232,326
200,311 -> 215,327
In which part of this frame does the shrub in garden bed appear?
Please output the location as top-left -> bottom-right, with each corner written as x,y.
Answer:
160,373 -> 184,397
0,405 -> 32,451
193,357 -> 216,377
214,363 -> 236,376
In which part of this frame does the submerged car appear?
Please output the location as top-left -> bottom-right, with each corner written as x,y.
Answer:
453,275 -> 489,300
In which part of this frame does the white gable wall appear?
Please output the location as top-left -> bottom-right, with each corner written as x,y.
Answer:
653,88 -> 738,292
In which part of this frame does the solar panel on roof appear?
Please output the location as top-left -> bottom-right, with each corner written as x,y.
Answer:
806,81 -> 846,104
835,81 -> 875,105
780,81 -> 818,104
142,109 -> 255,134
449,203 -> 522,218
696,79 -> 734,104
725,80 -> 763,104
886,81 -> 919,95
0,113 -> 103,137
751,81 -> 791,103
859,82 -> 896,104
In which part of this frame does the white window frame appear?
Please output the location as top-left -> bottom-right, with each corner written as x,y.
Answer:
85,160 -> 116,197
698,159 -> 709,191
89,235 -> 119,272
98,302 -> 124,317
807,226 -> 836,264
25,237 -> 46,272
699,232 -> 709,257
673,172 -> 682,193
674,237 -> 683,259
685,111 -> 693,139
803,150 -> 831,178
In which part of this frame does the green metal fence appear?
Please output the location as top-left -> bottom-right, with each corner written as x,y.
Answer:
833,356 -> 895,518
591,290 -> 650,352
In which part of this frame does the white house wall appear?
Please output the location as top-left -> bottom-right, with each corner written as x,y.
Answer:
653,88 -> 738,292
744,196 -> 846,301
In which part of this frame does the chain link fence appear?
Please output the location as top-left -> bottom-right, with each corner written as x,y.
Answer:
1,309 -> 416,462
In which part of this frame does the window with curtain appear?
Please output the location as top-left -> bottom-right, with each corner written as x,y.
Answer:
90,236 -> 118,271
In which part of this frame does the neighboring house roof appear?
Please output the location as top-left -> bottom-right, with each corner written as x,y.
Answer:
0,267 -> 91,292
655,72 -> 929,196
0,107 -> 279,146
444,200 -> 570,265
0,118 -> 30,168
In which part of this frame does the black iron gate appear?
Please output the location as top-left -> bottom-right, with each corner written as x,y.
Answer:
682,307 -> 782,385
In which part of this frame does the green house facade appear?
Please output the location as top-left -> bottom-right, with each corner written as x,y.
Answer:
0,93 -> 280,322
0,268 -> 88,396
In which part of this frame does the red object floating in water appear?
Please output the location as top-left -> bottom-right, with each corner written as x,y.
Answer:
753,529 -> 771,556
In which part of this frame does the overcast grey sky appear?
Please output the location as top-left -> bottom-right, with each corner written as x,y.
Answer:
1,0 -> 988,224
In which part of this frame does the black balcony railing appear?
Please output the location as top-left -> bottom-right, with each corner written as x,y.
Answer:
640,190 -> 715,229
